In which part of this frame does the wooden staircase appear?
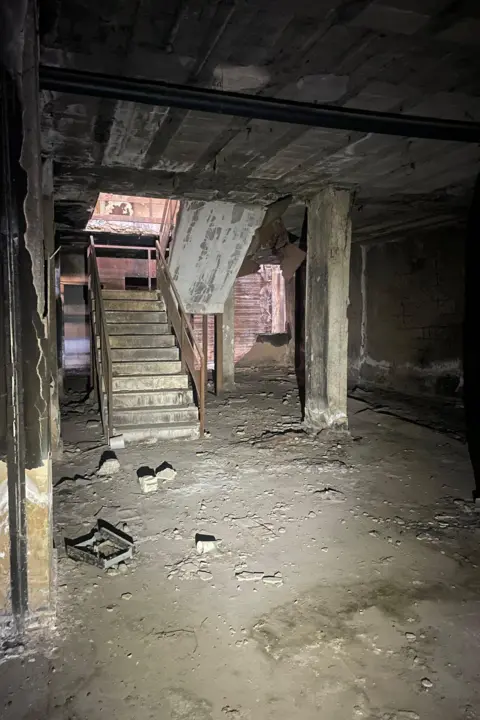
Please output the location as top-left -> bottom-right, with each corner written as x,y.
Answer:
88,239 -> 205,445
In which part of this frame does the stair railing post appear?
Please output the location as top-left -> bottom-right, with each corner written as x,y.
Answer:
180,313 -> 185,372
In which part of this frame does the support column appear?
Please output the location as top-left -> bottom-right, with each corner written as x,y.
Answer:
0,0 -> 53,625
304,188 -> 352,430
223,286 -> 235,391
465,174 -> 480,498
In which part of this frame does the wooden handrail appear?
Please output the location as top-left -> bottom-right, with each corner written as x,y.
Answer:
88,237 -> 113,441
93,243 -> 155,251
155,240 -> 205,436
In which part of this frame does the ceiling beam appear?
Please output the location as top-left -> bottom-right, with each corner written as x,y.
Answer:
40,65 -> 480,144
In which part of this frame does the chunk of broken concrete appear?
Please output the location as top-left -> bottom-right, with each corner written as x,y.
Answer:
138,475 -> 158,494
262,572 -> 283,586
155,462 -> 177,482
97,452 -> 120,476
235,571 -> 264,582
195,533 -> 218,554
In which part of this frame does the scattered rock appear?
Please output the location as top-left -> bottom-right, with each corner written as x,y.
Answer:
156,462 -> 177,482
405,632 -> 416,642
196,538 -> 218,554
97,454 -> 120,476
138,475 -> 158,494
198,570 -> 213,581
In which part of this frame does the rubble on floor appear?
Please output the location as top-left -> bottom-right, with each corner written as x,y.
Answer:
2,370 -> 479,720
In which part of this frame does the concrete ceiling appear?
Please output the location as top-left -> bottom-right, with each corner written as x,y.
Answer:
40,0 -> 480,237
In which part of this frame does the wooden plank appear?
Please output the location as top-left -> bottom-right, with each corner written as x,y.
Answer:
214,313 -> 224,396
202,314 -> 209,398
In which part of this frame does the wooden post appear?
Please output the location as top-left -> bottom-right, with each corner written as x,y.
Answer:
202,314 -> 208,397
214,313 -> 224,396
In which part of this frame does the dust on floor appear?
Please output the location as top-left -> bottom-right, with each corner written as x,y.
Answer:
2,370 -> 479,720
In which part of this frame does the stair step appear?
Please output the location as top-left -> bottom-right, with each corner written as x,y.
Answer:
115,422 -> 200,443
102,289 -> 159,301
111,347 -> 179,362
112,360 -> 181,376
106,311 -> 167,324
103,299 -> 165,312
107,334 -> 176,349
113,388 -> 194,409
113,405 -> 199,426
107,323 -> 171,335
112,374 -> 189,392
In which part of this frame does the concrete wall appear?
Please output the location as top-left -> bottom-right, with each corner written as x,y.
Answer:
170,200 -> 265,314
348,227 -> 464,399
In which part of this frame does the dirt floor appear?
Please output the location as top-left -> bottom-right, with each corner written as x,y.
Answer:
2,370 -> 480,720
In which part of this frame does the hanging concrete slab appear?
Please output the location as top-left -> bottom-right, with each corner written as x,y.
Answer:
169,200 -> 265,313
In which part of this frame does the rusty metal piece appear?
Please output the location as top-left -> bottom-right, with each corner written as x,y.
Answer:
65,519 -> 134,569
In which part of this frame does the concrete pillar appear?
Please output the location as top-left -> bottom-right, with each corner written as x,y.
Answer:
304,188 -> 352,430
465,174 -> 480,498
223,286 -> 235,391
0,0 -> 53,624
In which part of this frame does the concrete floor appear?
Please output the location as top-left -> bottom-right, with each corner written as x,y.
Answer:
2,370 -> 480,720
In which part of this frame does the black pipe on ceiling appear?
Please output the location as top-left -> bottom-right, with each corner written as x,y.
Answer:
40,65 -> 480,144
